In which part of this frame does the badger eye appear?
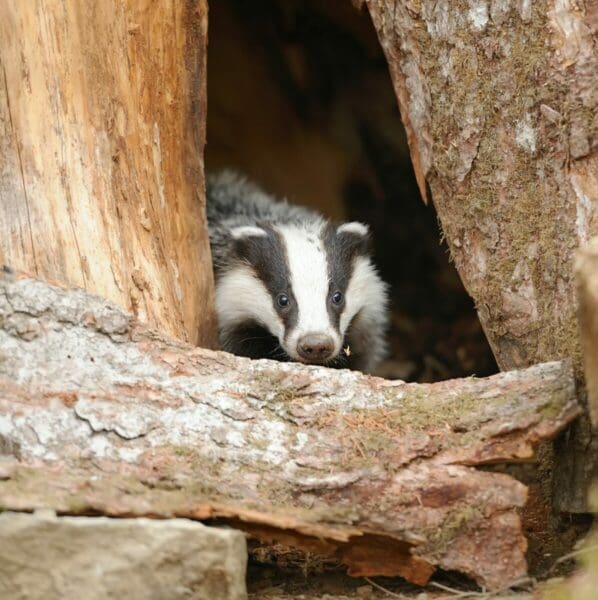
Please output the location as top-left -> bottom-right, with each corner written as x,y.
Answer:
331,291 -> 343,305
277,293 -> 290,308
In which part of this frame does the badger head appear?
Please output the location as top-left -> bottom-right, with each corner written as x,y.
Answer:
215,219 -> 388,371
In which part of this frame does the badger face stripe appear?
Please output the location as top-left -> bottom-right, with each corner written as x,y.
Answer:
229,225 -> 298,335
215,264 -> 285,342
322,221 -> 371,332
277,222 -> 342,361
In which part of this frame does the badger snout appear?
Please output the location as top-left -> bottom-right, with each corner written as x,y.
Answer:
297,333 -> 335,362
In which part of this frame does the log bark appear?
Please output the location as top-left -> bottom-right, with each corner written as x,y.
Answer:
576,237 -> 598,430
0,1 -> 215,347
364,0 -> 597,511
0,273 -> 580,590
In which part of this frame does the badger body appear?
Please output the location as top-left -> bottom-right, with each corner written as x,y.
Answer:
206,171 -> 388,373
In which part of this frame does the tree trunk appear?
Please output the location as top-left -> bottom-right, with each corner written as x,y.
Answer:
0,273 -> 580,590
364,0 -> 597,511
0,0 -> 216,347
576,237 -> 598,430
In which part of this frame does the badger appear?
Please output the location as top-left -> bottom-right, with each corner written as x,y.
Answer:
206,171 -> 388,373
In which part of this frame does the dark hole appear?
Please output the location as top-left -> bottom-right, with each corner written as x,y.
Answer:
206,0 -> 498,383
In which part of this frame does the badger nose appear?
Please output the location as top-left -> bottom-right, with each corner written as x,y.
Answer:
297,334 -> 335,362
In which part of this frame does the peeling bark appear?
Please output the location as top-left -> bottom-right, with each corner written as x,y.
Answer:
364,0 -> 597,511
0,273 -> 581,589
0,1 -> 216,347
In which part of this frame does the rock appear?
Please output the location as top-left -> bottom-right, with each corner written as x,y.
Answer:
0,512 -> 247,600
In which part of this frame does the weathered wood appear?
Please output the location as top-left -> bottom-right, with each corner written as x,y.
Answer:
0,274 -> 580,589
576,237 -> 598,430
364,0 -> 597,369
364,0 -> 597,511
0,1 -> 215,347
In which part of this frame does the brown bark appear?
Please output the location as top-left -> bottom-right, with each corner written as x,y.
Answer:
0,1 -> 216,347
576,236 -> 598,430
0,273 -> 581,589
364,0 -> 597,511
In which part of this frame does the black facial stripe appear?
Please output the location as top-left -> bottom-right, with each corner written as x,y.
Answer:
231,224 -> 298,335
322,222 -> 370,330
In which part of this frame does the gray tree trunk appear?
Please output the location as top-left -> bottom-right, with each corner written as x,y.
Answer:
364,0 -> 597,511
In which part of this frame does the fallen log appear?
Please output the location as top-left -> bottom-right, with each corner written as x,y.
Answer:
0,273 -> 580,589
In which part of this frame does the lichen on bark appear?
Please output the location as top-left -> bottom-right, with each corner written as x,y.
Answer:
0,273 -> 582,589
365,0 -> 597,511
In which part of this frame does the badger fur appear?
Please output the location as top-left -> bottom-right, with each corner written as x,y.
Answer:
206,171 -> 388,373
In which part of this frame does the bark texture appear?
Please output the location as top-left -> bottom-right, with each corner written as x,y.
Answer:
364,0 -> 597,510
0,1 -> 215,347
0,274 -> 581,589
576,236 -> 598,430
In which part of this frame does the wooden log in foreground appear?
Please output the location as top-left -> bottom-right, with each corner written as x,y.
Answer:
0,274 -> 580,590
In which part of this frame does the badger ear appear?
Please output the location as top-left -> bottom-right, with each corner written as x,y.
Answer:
229,225 -> 269,264
336,222 -> 369,237
229,225 -> 268,240
336,221 -> 371,255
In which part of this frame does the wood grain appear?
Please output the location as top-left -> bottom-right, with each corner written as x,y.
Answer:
0,0 -> 215,346
576,237 -> 598,430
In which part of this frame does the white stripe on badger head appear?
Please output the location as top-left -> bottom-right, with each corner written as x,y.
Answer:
277,223 -> 342,360
340,255 -> 388,335
215,265 -> 284,340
